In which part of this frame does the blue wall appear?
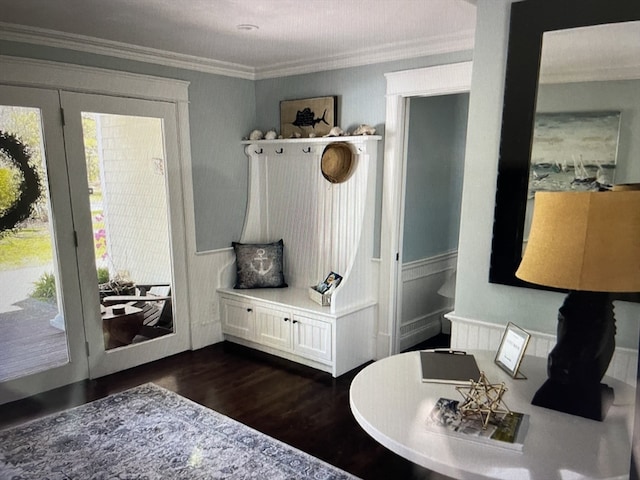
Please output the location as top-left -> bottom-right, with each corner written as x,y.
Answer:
0,40 -> 472,255
402,93 -> 468,263
0,40 -> 255,252
255,52 -> 472,256
255,53 -> 471,135
454,0 -> 640,349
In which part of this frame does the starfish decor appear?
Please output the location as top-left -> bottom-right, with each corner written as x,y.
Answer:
455,372 -> 510,429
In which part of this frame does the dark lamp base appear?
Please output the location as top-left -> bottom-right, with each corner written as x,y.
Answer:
532,379 -> 614,421
533,290 -> 617,422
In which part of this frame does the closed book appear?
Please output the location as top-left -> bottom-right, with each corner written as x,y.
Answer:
420,350 -> 481,384
425,397 -> 529,452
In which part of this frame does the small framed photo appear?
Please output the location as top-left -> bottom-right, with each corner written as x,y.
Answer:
495,322 -> 530,379
315,271 -> 342,294
280,96 -> 337,138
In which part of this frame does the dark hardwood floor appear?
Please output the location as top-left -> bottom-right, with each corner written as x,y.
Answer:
0,334 -> 451,480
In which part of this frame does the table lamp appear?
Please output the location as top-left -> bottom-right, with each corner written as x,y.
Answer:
515,188 -> 640,421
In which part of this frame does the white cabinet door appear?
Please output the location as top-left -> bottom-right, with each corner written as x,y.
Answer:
255,306 -> 291,351
292,315 -> 332,363
221,298 -> 254,340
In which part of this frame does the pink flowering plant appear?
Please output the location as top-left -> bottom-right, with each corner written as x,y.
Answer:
93,213 -> 108,261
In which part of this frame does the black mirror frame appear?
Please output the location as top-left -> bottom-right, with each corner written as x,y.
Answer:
489,0 -> 640,289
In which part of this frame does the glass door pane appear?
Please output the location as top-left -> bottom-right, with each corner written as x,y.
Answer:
80,112 -> 174,350
60,91 -> 189,379
0,105 -> 69,381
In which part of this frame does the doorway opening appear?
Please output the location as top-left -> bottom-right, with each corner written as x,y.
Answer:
398,93 -> 468,351
0,109 -> 174,381
379,61 -> 472,358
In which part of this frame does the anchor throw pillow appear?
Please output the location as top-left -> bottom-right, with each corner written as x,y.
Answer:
232,239 -> 287,289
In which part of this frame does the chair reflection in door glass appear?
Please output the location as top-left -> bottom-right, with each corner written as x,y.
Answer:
101,284 -> 172,349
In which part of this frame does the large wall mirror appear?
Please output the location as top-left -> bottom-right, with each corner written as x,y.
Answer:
489,0 -> 640,291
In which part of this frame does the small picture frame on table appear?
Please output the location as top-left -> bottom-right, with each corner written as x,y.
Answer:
495,322 -> 530,379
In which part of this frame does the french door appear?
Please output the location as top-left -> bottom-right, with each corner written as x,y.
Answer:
60,91 -> 190,378
0,86 -> 88,401
0,85 -> 190,403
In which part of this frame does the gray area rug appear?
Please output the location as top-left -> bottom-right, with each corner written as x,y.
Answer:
0,383 -> 359,479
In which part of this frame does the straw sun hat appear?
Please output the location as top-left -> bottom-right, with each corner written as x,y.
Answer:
321,142 -> 356,184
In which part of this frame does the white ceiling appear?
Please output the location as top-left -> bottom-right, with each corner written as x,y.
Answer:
540,21 -> 640,84
0,0 -> 477,79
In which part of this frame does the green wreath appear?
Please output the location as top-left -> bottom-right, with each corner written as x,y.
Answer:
0,130 -> 41,233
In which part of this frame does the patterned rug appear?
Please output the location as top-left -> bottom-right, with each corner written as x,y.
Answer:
0,383 -> 359,479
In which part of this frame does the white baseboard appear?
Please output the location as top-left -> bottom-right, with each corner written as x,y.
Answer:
446,313 -> 638,385
399,310 -> 446,351
191,321 -> 223,351
376,333 -> 392,360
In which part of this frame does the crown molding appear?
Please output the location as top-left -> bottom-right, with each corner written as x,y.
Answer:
254,30 -> 475,80
0,22 -> 256,80
0,21 -> 474,81
540,64 -> 640,84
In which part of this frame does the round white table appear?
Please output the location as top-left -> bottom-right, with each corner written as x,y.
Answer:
350,351 -> 635,480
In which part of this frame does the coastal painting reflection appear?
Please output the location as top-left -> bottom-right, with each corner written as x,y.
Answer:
529,111 -> 620,198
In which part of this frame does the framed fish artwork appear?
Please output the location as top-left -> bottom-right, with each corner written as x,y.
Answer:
280,96 -> 337,138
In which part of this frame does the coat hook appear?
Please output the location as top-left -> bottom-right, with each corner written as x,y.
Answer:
255,148 -> 263,154
275,148 -> 284,154
303,147 -> 312,153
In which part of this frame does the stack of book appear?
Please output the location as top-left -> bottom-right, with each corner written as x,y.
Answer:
425,397 -> 529,452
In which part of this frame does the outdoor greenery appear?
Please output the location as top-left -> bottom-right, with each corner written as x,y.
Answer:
1,109 -> 117,310
30,271 -> 56,303
1,109 -> 105,272
97,266 -> 110,284
0,165 -> 20,215
0,226 -> 53,269
0,109 -> 100,218
28,267 -> 111,302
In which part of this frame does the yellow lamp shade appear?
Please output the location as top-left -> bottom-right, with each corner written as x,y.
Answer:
516,190 -> 640,292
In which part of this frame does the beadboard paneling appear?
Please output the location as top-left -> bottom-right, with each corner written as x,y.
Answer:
447,313 -> 638,385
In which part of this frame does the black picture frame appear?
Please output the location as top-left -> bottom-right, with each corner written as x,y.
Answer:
489,0 -> 640,291
487,2 -> 640,475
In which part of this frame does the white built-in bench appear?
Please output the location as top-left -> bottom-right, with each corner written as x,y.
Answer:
218,136 -> 381,376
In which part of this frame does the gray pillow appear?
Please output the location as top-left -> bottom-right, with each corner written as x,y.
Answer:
232,239 -> 287,289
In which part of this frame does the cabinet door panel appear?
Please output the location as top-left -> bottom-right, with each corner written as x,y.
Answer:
293,315 -> 332,363
221,299 -> 253,340
255,307 -> 291,351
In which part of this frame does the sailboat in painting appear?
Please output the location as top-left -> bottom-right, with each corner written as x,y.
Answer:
571,155 -> 595,185
529,111 -> 620,195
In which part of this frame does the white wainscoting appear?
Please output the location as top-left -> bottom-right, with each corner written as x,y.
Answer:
186,247 -> 236,350
399,252 -> 456,351
447,313 -> 638,385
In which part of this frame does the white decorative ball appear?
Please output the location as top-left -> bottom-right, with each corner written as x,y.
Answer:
249,129 -> 263,140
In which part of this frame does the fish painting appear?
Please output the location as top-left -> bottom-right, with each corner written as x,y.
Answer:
280,96 -> 336,138
291,108 -> 329,130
